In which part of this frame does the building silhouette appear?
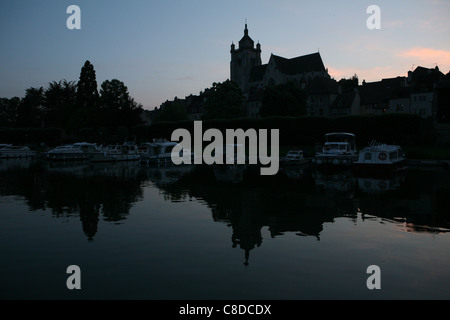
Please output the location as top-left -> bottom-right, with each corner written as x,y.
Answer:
230,23 -> 262,97
230,23 -> 334,118
230,23 -> 330,97
149,24 -> 450,122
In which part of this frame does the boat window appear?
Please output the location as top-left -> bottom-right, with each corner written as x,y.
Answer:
365,153 -> 372,160
389,152 -> 397,160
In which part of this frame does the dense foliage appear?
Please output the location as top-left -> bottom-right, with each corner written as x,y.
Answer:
260,82 -> 307,117
0,60 -> 143,144
201,80 -> 245,120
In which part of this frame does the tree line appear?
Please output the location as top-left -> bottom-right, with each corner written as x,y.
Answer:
0,60 -> 143,137
153,79 -> 310,123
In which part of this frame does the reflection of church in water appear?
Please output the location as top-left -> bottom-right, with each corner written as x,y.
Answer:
208,166 -> 342,266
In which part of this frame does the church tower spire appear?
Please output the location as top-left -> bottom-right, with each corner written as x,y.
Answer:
230,22 -> 262,96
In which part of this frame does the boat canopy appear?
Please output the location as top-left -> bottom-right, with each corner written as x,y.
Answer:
323,133 -> 356,149
325,132 -> 355,141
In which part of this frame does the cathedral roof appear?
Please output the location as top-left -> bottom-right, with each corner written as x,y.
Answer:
271,53 -> 326,75
248,52 -> 327,83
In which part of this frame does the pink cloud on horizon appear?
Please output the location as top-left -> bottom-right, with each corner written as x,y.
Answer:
327,66 -> 403,83
397,47 -> 450,71
327,47 -> 450,83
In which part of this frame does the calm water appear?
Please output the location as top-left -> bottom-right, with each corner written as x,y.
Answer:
1,158 -> 450,300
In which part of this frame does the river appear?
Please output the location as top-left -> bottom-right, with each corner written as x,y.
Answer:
1,158 -> 449,300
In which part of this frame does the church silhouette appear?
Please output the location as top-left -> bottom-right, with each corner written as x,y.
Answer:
230,23 -> 330,98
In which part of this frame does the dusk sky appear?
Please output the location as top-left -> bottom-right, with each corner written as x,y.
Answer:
1,0 -> 449,110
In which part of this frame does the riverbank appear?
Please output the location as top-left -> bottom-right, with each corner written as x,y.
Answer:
279,144 -> 450,168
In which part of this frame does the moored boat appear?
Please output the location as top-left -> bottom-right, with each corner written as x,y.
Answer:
139,139 -> 194,165
0,144 -> 36,159
313,132 -> 358,168
91,142 -> 139,162
46,142 -> 100,161
282,149 -> 306,165
353,142 -> 406,177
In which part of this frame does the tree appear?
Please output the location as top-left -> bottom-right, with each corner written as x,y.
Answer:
100,79 -> 131,110
99,79 -> 143,129
155,99 -> 188,122
260,82 -> 306,117
76,60 -> 99,109
0,97 -> 20,128
72,60 -> 99,130
17,87 -> 45,127
44,80 -> 77,129
202,80 -> 244,120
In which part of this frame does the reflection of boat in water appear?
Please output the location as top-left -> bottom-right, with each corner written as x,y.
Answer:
353,142 -> 407,176
312,169 -> 355,193
0,144 -> 36,159
355,173 -> 405,194
313,132 -> 358,167
46,142 -> 100,161
144,164 -> 195,186
91,142 -> 139,162
43,159 -> 142,178
0,158 -> 36,170
213,164 -> 247,183
283,165 -> 307,180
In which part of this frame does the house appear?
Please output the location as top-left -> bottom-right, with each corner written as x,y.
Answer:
305,77 -> 338,116
408,66 -> 445,119
358,77 -> 409,115
410,92 -> 434,118
303,77 -> 360,117
434,77 -> 450,123
329,89 -> 360,117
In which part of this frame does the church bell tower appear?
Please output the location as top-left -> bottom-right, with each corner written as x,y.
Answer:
230,23 -> 262,95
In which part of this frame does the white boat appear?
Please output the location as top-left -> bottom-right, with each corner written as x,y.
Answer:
314,132 -> 358,167
46,142 -> 100,161
91,142 -> 139,162
0,144 -> 36,159
283,149 -> 306,165
353,142 -> 406,176
139,139 -> 194,165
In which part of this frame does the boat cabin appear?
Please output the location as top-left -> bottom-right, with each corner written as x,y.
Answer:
322,132 -> 356,154
284,149 -> 306,164
356,144 -> 405,165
